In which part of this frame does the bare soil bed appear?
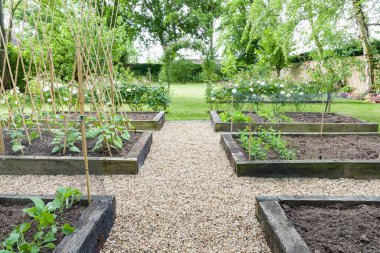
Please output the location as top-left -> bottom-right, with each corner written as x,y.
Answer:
283,204 -> 380,253
243,112 -> 363,123
0,202 -> 85,252
235,135 -> 380,160
4,132 -> 142,157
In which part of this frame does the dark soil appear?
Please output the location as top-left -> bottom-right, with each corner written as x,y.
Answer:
236,135 -> 380,160
0,202 -> 85,252
4,132 -> 142,157
285,112 -> 363,123
220,112 -> 363,123
283,204 -> 380,253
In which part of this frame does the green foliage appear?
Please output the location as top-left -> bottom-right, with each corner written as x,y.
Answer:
168,59 -> 200,84
239,128 -> 296,160
257,110 -> 293,123
219,111 -> 251,123
205,78 -> 320,111
0,187 -> 81,253
117,81 -> 170,111
219,0 -> 259,70
51,128 -> 81,155
91,124 -> 131,153
9,130 -> 25,154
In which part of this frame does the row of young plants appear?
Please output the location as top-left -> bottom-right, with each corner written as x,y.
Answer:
238,127 -> 296,161
6,113 -> 132,156
0,187 -> 81,253
219,109 -> 293,124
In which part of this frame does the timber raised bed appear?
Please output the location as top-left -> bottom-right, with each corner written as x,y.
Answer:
210,111 -> 379,132
221,132 -> 380,178
18,111 -> 166,131
0,194 -> 115,253
256,195 -> 380,253
0,131 -> 152,175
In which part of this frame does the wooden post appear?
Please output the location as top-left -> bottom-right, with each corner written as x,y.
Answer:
230,94 -> 234,133
320,100 -> 325,138
0,123 -> 4,155
76,44 -> 92,204
248,100 -> 253,161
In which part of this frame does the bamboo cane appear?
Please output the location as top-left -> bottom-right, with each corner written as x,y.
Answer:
76,44 -> 91,204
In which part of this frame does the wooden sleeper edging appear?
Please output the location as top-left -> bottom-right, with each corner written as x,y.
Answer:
221,132 -> 380,179
0,194 -> 116,253
0,131 -> 153,175
255,195 -> 380,253
211,110 -> 379,133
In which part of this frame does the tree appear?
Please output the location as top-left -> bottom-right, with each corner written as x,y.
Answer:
125,0 -> 198,88
351,0 -> 375,92
244,0 -> 293,77
219,0 -> 258,69
186,0 -> 222,81
255,29 -> 287,77
169,58 -> 199,84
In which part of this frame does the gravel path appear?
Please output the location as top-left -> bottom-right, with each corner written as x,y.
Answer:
0,121 -> 380,252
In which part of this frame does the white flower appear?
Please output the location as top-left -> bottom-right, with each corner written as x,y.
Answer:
72,89 -> 78,95
47,98 -> 52,103
232,89 -> 237,94
63,97 -> 69,102
260,81 -> 266,86
127,88 -> 132,92
106,101 -> 112,106
286,93 -> 291,98
0,99 -> 5,105
249,88 -> 254,92
43,86 -> 50,92
252,94 -> 256,97
280,91 -> 286,95
211,97 -> 216,101
256,80 -> 261,84
280,84 -> 285,88
14,101 -> 19,105
299,92 -> 304,96
234,83 -> 239,87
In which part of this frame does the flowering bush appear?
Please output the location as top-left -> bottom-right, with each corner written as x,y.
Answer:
206,78 -> 321,111
116,80 -> 170,111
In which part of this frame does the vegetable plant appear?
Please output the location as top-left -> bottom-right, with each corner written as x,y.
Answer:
51,128 -> 81,154
0,187 -> 81,253
219,111 -> 251,123
238,127 -> 295,160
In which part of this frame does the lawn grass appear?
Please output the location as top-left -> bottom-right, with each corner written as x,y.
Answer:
166,82 -> 210,120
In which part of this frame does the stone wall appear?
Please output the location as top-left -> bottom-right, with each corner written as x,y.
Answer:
281,56 -> 368,93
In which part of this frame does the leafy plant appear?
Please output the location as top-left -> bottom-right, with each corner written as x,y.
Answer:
9,130 -> 25,154
0,187 -> 81,253
220,111 -> 251,123
51,128 -> 81,154
238,127 -> 295,160
257,110 -> 293,123
92,124 -> 130,153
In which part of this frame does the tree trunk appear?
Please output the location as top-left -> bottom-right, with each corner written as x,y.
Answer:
276,68 -> 281,78
162,46 -> 171,90
352,0 -> 374,93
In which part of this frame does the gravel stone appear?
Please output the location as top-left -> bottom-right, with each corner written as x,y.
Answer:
0,121 -> 380,252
